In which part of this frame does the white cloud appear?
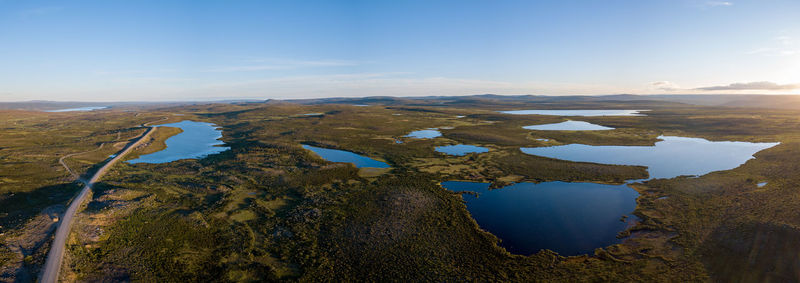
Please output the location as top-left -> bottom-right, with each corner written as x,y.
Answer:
202,59 -> 359,73
695,81 -> 800,91
643,80 -> 800,94
649,81 -> 681,91
705,1 -> 733,7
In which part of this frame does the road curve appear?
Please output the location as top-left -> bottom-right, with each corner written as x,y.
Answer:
58,143 -> 105,180
40,124 -> 159,283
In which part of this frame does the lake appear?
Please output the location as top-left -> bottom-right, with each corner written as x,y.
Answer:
521,136 -> 779,179
302,145 -> 390,168
524,120 -> 614,131
45,106 -> 108,112
442,181 -> 638,256
500,109 -> 646,116
405,129 -> 442,139
127,121 -> 230,164
435,144 -> 489,156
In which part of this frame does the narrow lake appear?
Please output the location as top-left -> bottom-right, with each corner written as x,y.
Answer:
500,109 -> 646,116
127,121 -> 229,164
405,129 -> 442,139
524,120 -> 614,131
435,144 -> 489,156
302,145 -> 390,168
442,181 -> 638,256
45,106 -> 108,112
521,136 -> 779,179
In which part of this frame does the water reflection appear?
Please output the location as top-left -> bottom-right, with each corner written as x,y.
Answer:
435,144 -> 489,156
501,109 -> 647,116
128,121 -> 229,164
302,145 -> 390,168
442,181 -> 638,256
524,120 -> 614,131
405,129 -> 442,139
521,136 -> 778,179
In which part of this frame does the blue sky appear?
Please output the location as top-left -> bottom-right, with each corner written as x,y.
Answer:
1,0 -> 799,101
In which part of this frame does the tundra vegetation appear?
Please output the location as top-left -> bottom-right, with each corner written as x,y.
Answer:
2,96 -> 800,282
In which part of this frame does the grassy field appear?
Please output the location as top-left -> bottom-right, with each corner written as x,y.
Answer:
4,97 -> 800,281
0,108 -> 179,281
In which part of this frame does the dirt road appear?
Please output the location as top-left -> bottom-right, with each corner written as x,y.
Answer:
40,124 -> 158,283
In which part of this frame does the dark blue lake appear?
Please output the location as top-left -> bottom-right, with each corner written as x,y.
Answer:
127,121 -> 229,164
302,145 -> 390,168
442,181 -> 638,256
435,144 -> 489,156
521,136 -> 779,179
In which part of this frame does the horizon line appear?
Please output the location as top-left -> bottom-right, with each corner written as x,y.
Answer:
3,93 -> 800,104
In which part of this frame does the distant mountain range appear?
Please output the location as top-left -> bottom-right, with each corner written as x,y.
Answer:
4,94 -> 800,111
286,94 -> 800,110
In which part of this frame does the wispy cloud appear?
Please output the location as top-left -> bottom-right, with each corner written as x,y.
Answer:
203,59 -> 359,73
649,81 -> 681,91
647,80 -> 800,93
775,36 -> 793,45
202,65 -> 286,73
705,1 -> 733,7
92,68 -> 178,76
695,81 -> 800,91
747,48 -> 799,56
747,35 -> 800,56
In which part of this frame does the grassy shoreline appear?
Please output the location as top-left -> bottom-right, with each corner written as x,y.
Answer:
3,99 -> 800,281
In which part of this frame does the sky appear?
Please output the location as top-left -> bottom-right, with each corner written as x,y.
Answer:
1,0 -> 799,102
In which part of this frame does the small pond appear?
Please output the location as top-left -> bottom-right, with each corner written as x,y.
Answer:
442,181 -> 638,256
302,145 -> 390,168
757,182 -> 768,188
45,106 -> 108,112
405,129 -> 442,139
435,145 -> 489,156
521,136 -> 779,179
500,109 -> 647,116
524,120 -> 614,131
127,121 -> 229,164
